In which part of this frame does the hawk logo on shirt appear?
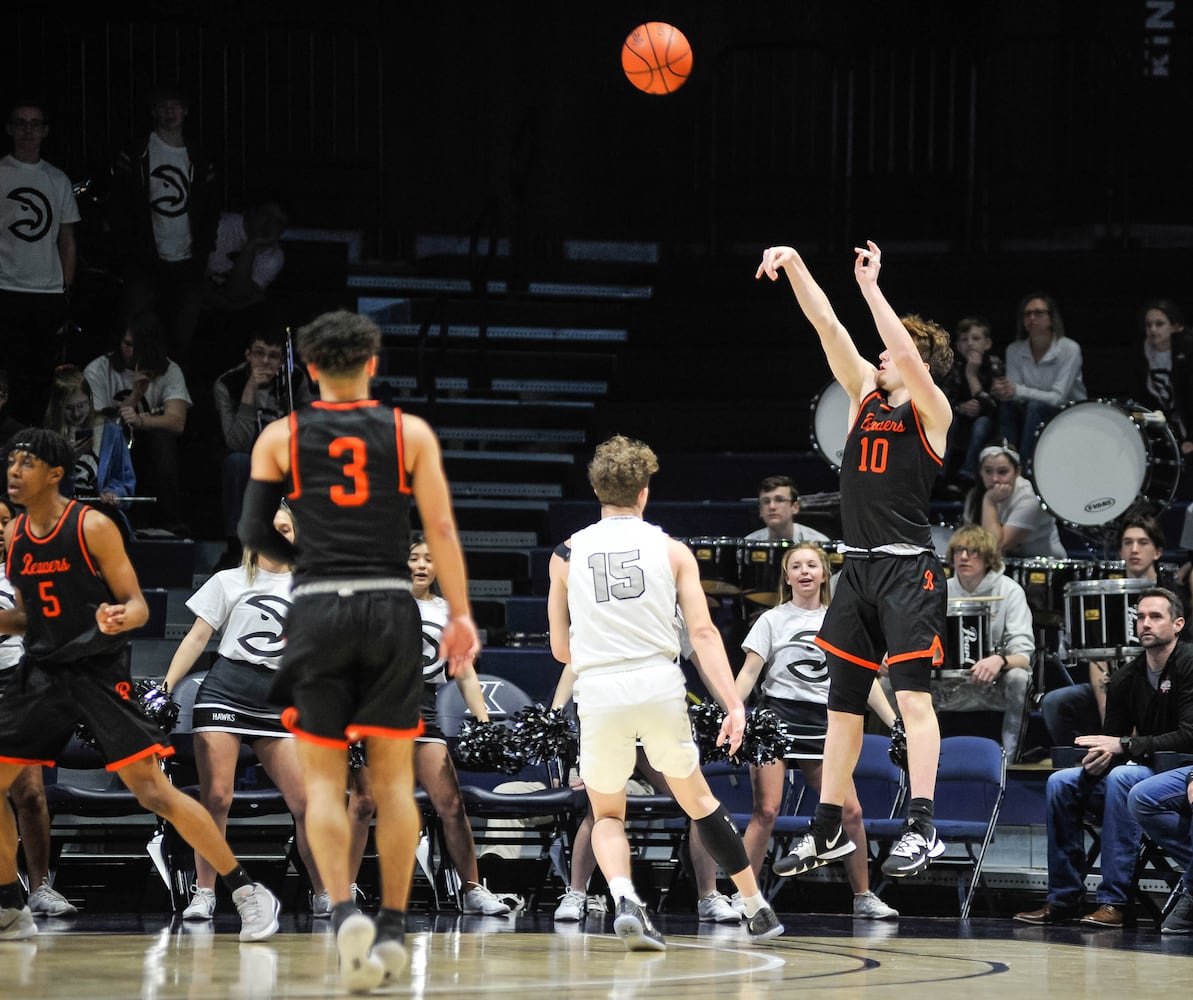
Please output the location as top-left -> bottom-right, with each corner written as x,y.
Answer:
6,187 -> 52,242
421,618 -> 446,683
237,594 -> 291,659
150,164 -> 190,218
780,628 -> 829,685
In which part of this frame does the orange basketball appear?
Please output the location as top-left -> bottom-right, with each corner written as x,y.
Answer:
622,22 -> 693,95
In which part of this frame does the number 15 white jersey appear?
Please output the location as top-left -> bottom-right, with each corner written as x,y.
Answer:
566,515 -> 680,675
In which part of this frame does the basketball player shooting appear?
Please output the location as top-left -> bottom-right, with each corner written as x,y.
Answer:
756,241 -> 955,879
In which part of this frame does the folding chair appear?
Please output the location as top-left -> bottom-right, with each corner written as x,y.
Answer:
435,674 -> 581,909
922,735 -> 1006,919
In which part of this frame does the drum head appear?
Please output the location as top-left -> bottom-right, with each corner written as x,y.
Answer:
809,380 -> 851,472
1029,400 -> 1148,527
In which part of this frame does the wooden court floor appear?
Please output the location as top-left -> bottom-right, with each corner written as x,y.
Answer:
3,910 -> 1192,998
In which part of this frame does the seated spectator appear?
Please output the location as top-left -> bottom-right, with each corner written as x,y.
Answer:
213,328 -> 313,567
1015,588 -> 1193,929
962,441 -> 1065,559
1043,514 -> 1175,748
744,475 -> 831,544
83,312 -> 192,535
940,316 -> 1000,495
42,363 -> 134,534
935,525 -> 1035,762
204,196 -> 288,313
1132,298 -> 1190,446
1129,764 -> 1193,934
992,293 -> 1086,468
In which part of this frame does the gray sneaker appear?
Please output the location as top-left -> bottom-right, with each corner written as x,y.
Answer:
746,904 -> 784,942
554,887 -> 586,922
585,894 -> 608,916
0,905 -> 36,940
853,890 -> 899,920
311,890 -> 332,918
613,897 -> 666,952
1163,891 -> 1193,935
232,883 -> 280,942
182,885 -> 217,921
697,891 -> 742,924
27,878 -> 78,917
462,881 -> 512,916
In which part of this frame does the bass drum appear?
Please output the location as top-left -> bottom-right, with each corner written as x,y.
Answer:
1029,399 -> 1181,528
809,379 -> 851,472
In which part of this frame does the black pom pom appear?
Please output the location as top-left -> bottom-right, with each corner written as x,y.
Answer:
888,716 -> 908,771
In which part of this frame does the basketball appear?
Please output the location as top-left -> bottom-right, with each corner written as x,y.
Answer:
622,22 -> 693,95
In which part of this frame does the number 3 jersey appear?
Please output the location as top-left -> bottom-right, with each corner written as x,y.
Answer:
566,516 -> 680,674
6,500 -> 125,663
287,400 -> 413,583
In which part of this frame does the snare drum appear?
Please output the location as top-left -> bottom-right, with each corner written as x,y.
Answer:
1004,557 -> 1094,623
740,539 -> 793,606
1064,578 -> 1150,659
687,536 -> 742,595
809,379 -> 851,472
1030,399 -> 1181,528
945,598 -> 993,670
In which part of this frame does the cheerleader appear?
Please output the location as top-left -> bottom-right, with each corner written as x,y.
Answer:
164,503 -> 327,918
346,533 -> 512,915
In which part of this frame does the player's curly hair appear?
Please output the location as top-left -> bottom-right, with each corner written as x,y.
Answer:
901,314 -> 954,381
588,435 -> 659,508
296,310 -> 381,377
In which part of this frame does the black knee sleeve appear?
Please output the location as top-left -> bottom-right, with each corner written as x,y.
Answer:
695,804 -> 749,876
888,657 -> 934,695
826,657 -> 876,714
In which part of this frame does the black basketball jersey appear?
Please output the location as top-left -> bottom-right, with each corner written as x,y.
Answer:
6,500 -> 125,663
839,390 -> 941,549
288,400 -> 413,583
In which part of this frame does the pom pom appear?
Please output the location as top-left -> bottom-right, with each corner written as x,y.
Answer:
505,704 -> 578,764
348,741 -> 368,770
135,679 -> 180,735
687,700 -> 793,767
454,718 -> 527,774
888,716 -> 908,771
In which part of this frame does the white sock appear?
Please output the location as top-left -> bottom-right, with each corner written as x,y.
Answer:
739,892 -> 765,918
608,877 -> 641,905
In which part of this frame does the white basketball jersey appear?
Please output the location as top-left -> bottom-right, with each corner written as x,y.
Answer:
567,516 -> 680,674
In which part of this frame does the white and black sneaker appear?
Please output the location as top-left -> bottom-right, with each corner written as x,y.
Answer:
772,824 -> 856,877
613,898 -> 666,952
880,823 -> 945,878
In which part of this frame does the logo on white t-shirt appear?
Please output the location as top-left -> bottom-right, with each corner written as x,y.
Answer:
6,187 -> 52,241
150,164 -> 189,218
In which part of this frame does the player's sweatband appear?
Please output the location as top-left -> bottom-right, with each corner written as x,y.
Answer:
238,479 -> 297,564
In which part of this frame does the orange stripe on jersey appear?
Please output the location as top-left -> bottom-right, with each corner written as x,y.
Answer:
909,402 -> 944,467
392,409 -> 412,495
287,411 -> 302,499
75,505 -> 101,577
107,743 -> 176,772
25,499 -> 77,545
312,400 -> 380,411
346,721 -> 426,742
887,634 -> 945,667
814,635 -> 882,672
851,390 -> 881,436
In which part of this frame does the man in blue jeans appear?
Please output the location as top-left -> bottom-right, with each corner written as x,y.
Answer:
1129,765 -> 1193,933
1015,588 -> 1193,928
